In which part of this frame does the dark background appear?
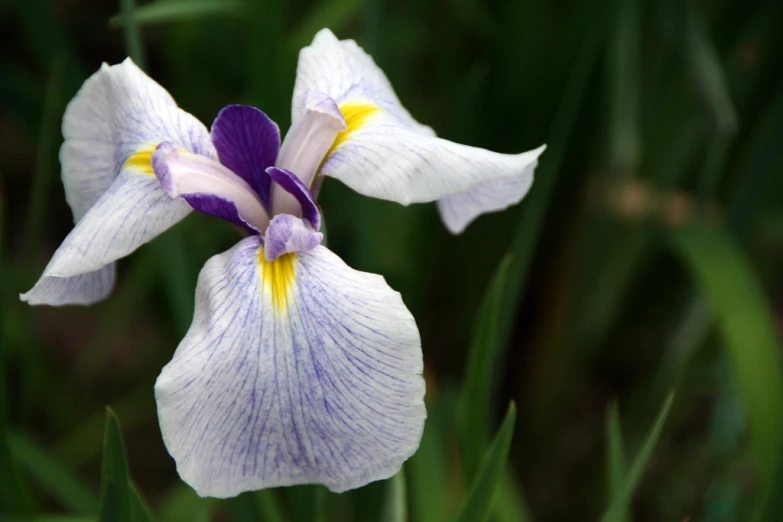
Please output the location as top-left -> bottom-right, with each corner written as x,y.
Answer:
2,0 -> 783,520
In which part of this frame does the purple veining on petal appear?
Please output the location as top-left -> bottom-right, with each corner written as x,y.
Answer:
183,193 -> 259,235
211,105 -> 281,209
267,167 -> 321,229
263,214 -> 323,261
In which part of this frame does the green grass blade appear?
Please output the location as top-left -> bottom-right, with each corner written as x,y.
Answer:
605,402 -> 627,522
119,0 -> 146,69
158,484 -> 210,522
459,255 -> 511,480
498,24 -> 602,348
601,393 -> 674,522
24,52 -> 66,258
407,397 -> 448,522
98,408 -> 132,522
110,0 -> 246,27
254,490 -> 287,522
607,0 -> 641,173
287,0 -> 362,57
130,482 -> 154,522
492,472 -> 534,522
381,470 -> 407,522
672,225 -> 783,486
454,402 -> 517,522
7,432 -> 97,514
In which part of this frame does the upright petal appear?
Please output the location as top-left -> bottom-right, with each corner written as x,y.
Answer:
437,155 -> 539,234
293,29 -> 545,221
155,236 -> 425,497
211,105 -> 281,209
267,167 -> 320,229
26,58 -> 215,306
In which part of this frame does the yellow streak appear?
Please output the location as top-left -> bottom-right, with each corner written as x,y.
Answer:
327,102 -> 382,156
123,144 -> 157,174
258,249 -> 296,313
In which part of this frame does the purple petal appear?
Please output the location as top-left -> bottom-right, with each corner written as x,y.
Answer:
183,194 -> 259,235
263,214 -> 323,261
267,167 -> 321,229
211,105 -> 281,208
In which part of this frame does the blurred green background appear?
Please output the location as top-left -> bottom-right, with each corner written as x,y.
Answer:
2,0 -> 783,520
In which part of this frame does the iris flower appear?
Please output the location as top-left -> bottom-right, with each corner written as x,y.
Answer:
21,29 -> 544,497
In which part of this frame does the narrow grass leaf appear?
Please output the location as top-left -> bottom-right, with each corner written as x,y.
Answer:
605,402 -> 627,522
492,472 -> 534,522
381,470 -> 407,522
119,0 -> 146,70
672,225 -> 783,486
24,52 -> 66,259
158,484 -> 210,522
498,24 -> 602,348
130,482 -> 154,522
459,255 -> 512,480
287,0 -> 362,57
7,432 -> 97,514
254,490 -> 287,522
407,397 -> 448,522
455,402 -> 517,522
110,0 -> 246,27
601,393 -> 674,522
98,408 -> 132,522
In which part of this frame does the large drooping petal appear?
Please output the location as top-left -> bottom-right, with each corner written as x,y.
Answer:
291,29 -> 545,218
25,58 -> 215,306
21,171 -> 193,305
155,236 -> 425,497
211,105 -> 281,209
437,156 -> 539,234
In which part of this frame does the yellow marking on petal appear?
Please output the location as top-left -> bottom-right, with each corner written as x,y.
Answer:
258,249 -> 296,313
123,144 -> 158,174
327,102 -> 382,155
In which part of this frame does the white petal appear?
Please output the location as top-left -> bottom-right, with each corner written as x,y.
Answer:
155,237 -> 425,497
22,171 -> 191,305
437,155 -> 539,234
20,265 -> 115,306
62,58 -> 215,221
293,29 -> 545,208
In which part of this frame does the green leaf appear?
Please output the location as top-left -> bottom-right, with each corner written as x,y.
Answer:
118,0 -> 146,69
601,393 -> 674,522
7,432 -> 97,514
672,225 -> 783,486
381,470 -> 407,522
454,403 -> 517,522
407,397 -> 448,522
287,0 -> 362,58
98,408 -> 132,522
604,402 -> 627,522
1,517 -> 95,522
254,490 -> 287,522
158,484 -> 210,522
459,255 -> 512,480
130,482 -> 154,522
110,0 -> 246,28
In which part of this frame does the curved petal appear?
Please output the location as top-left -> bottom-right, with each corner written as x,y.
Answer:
155,236 -> 425,497
293,29 -> 545,207
22,171 -> 192,304
26,58 -> 215,306
20,265 -> 115,306
211,105 -> 281,208
267,167 -> 320,229
153,142 -> 268,233
437,155 -> 539,234
62,57 -> 215,221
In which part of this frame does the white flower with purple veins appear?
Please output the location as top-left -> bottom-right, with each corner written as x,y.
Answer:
21,28 -> 544,498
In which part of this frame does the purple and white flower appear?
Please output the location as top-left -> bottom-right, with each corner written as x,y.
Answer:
20,28 -> 544,498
